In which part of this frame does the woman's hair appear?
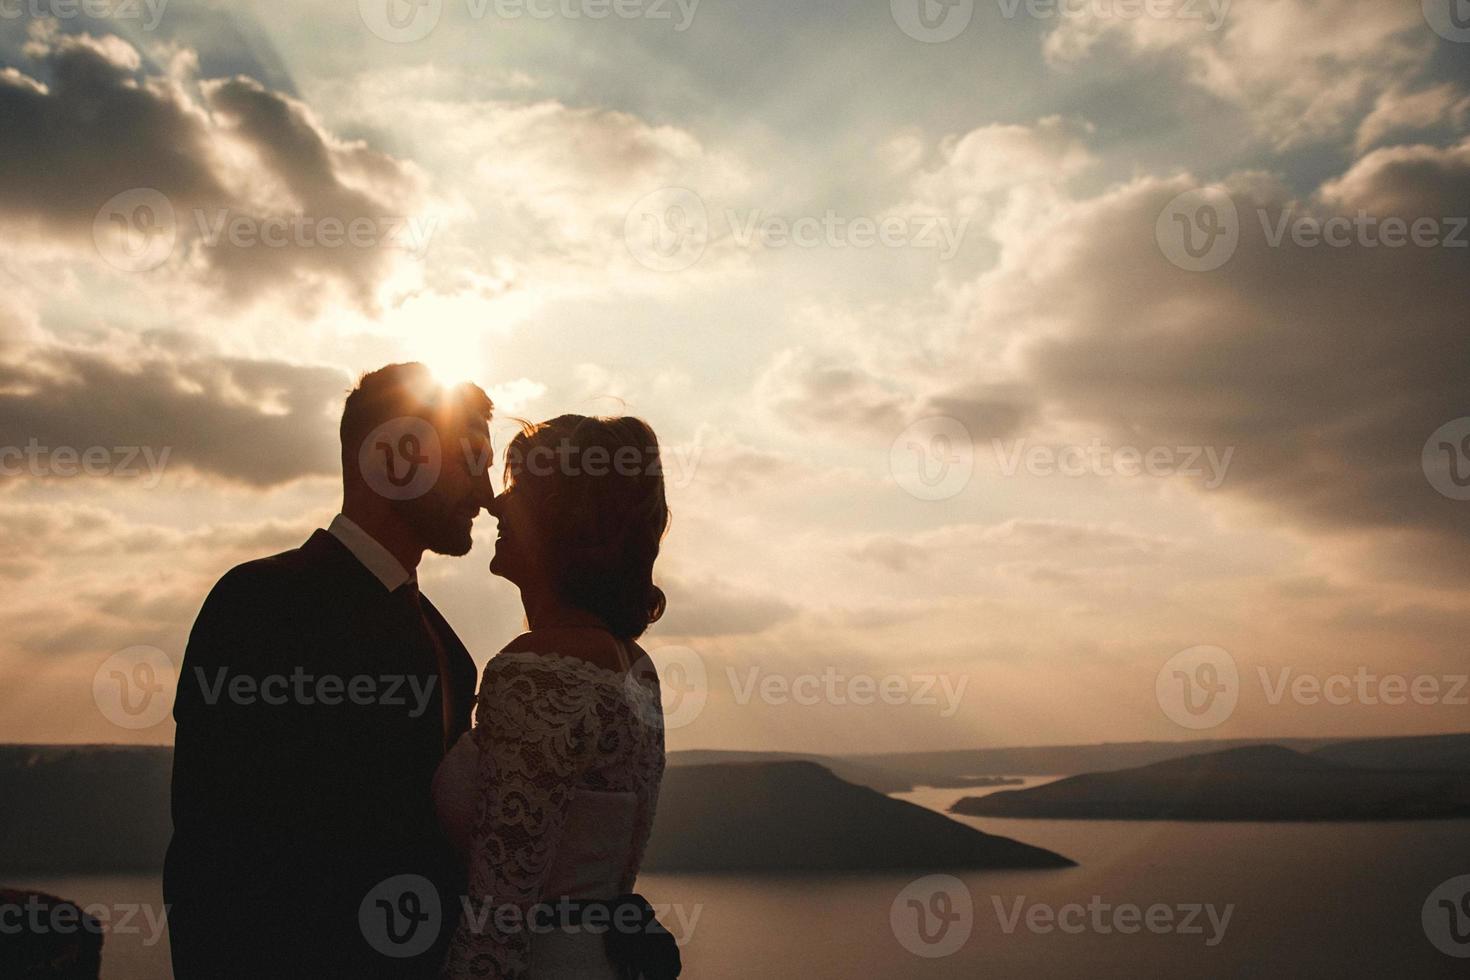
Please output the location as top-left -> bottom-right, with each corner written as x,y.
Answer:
504,414 -> 669,639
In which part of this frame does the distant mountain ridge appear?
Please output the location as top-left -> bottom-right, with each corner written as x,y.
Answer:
1310,733 -> 1470,772
671,733 -> 1470,791
6,734 -> 1466,870
0,744 -> 171,873
953,739 -> 1470,822
0,745 -> 1072,873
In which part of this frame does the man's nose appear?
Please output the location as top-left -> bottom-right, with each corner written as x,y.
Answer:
471,469 -> 494,509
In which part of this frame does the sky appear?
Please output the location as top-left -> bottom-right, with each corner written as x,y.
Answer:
1,0 -> 1468,754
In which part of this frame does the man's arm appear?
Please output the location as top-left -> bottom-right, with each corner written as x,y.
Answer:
166,563 -> 336,977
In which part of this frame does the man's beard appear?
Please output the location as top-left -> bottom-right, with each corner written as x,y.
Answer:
400,496 -> 475,557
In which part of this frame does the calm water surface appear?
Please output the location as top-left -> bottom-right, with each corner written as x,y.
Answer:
13,781 -> 1466,979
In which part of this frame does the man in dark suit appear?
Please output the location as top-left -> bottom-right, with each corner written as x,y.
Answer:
165,363 -> 494,978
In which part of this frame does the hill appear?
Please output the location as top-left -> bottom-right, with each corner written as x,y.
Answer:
1310,732 -> 1470,772
0,746 -> 1072,873
951,745 -> 1470,822
643,761 -> 1073,871
0,744 -> 172,872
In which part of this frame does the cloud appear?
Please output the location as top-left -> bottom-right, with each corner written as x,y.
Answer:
950,140 -> 1470,578
851,520 -> 1174,574
905,116 -> 1096,220
753,339 -> 1034,447
1355,84 -> 1470,154
756,347 -> 911,436
0,500 -> 314,661
1320,138 -> 1470,216
0,502 -> 308,562
0,25 -> 426,307
309,65 -> 749,289
0,344 -> 349,487
1043,0 -> 1433,150
657,573 -> 799,638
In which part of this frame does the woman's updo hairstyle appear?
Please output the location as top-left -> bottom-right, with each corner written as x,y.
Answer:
503,414 -> 669,639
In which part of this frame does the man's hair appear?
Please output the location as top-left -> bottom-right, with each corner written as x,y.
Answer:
339,362 -> 493,474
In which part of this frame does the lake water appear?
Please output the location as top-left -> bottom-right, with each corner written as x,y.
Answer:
11,782 -> 1467,978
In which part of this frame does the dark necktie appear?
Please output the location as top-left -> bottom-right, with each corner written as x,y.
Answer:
394,580 -> 456,752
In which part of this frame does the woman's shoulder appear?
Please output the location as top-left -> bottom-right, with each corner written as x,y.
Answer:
492,628 -> 638,679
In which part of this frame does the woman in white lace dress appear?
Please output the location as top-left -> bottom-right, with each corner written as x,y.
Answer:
434,415 -> 672,980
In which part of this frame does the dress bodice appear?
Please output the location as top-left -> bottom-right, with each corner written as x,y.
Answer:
434,649 -> 666,979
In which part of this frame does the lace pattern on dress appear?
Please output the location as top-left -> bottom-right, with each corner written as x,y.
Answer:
442,651 -> 665,979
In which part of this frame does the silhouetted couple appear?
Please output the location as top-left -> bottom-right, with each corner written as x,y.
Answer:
164,363 -> 678,979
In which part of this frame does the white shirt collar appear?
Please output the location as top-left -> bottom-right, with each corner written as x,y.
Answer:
327,513 -> 414,592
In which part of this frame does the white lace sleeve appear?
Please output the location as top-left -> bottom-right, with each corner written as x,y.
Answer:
442,655 -> 603,979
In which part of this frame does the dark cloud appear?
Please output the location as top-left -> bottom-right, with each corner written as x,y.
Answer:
0,31 -> 226,227
758,351 -> 1033,446
0,346 -> 348,487
924,387 -> 1034,441
970,141 -> 1470,575
0,28 -> 423,306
